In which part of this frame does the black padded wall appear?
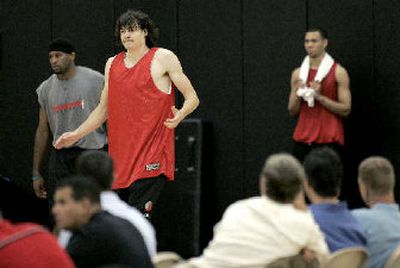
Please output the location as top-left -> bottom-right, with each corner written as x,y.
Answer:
128,0 -> 178,51
178,1 -> 244,218
0,0 -> 52,193
52,0 -> 114,72
242,0 -> 306,197
2,0 -> 400,235
308,0 -> 375,207
374,0 -> 400,201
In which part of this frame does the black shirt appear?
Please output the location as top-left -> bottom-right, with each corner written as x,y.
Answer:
67,211 -> 153,268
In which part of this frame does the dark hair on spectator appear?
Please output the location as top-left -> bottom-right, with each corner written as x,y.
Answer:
304,147 -> 342,197
76,151 -> 114,190
115,10 -> 159,48
306,27 -> 328,39
359,156 -> 395,195
55,176 -> 100,204
261,153 -> 304,203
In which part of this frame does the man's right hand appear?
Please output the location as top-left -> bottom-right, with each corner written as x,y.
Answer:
295,79 -> 306,89
301,248 -> 317,263
33,177 -> 47,199
54,131 -> 79,149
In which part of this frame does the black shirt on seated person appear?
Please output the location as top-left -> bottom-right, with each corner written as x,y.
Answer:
67,211 -> 153,268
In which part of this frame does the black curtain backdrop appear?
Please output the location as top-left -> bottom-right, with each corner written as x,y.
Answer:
1,0 -> 400,254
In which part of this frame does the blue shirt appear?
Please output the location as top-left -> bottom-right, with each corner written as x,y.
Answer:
352,203 -> 400,268
310,202 -> 367,252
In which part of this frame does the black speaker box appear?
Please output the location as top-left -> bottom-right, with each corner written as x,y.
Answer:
152,119 -> 214,259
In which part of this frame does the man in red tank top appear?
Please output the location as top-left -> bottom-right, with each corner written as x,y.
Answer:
55,10 -> 200,218
288,28 -> 351,161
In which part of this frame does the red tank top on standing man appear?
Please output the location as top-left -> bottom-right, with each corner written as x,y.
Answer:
108,48 -> 175,189
293,63 -> 344,145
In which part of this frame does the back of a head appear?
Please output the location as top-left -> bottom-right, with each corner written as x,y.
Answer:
262,153 -> 305,203
56,175 -> 101,204
358,156 -> 395,195
304,147 -> 342,197
76,151 -> 114,190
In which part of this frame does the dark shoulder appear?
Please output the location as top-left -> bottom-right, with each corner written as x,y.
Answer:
89,212 -> 141,236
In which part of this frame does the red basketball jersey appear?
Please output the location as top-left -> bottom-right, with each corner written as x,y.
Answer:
293,63 -> 344,145
108,48 -> 175,189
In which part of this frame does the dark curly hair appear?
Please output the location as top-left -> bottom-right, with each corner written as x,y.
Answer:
115,10 -> 159,48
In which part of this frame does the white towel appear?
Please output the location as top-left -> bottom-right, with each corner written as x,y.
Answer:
296,53 -> 334,107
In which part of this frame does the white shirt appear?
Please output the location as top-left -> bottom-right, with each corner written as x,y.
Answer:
189,196 -> 329,268
58,191 -> 157,256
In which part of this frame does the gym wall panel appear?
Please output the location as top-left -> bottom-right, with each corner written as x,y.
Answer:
0,0 -> 5,175
0,0 -> 52,193
52,0 -> 115,72
243,0 -> 306,196
308,0 -> 375,207
177,1 -> 244,219
374,0 -> 400,200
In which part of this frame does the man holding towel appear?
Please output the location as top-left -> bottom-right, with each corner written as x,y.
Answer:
288,28 -> 351,161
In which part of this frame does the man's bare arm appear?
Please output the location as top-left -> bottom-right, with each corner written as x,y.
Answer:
32,107 -> 50,198
315,65 -> 351,117
159,49 -> 200,128
288,68 -> 303,117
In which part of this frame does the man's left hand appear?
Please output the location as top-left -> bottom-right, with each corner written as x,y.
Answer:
309,81 -> 321,92
164,106 -> 184,129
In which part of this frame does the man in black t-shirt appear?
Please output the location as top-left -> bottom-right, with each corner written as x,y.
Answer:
52,176 -> 153,268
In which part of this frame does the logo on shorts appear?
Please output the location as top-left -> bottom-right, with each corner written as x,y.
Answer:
145,163 -> 160,171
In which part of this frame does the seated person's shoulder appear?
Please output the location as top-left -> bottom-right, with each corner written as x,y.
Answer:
351,208 -> 372,219
92,212 -> 140,236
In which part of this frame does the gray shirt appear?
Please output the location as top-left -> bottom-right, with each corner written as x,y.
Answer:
37,66 -> 107,149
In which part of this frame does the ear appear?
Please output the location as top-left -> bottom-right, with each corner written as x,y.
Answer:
70,52 -> 76,61
79,198 -> 92,212
143,29 -> 148,36
259,175 -> 266,196
303,179 -> 310,191
303,179 -> 313,198
323,39 -> 328,49
358,178 -> 368,205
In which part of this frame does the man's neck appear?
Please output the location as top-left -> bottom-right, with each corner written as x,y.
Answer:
79,205 -> 102,227
125,45 -> 150,61
57,65 -> 76,81
309,52 -> 326,69
368,193 -> 395,207
311,195 -> 338,205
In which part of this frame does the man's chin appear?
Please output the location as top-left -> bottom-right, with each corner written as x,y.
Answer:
54,221 -> 67,230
